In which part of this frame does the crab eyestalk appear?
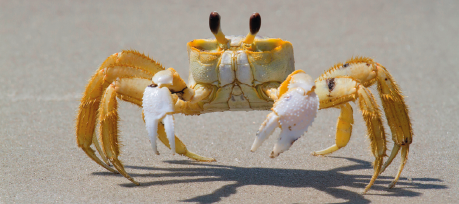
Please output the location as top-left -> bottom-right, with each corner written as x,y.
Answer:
243,12 -> 261,44
209,11 -> 228,45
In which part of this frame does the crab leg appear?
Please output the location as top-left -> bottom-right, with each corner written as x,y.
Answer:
251,70 -> 319,158
389,145 -> 409,188
77,50 -> 164,144
357,85 -> 387,194
376,65 -> 412,188
99,83 -> 139,185
77,51 -> 216,180
315,77 -> 387,194
312,103 -> 354,156
155,123 -> 216,162
92,130 -> 110,166
76,51 -> 160,173
77,68 -> 117,174
98,76 -> 215,185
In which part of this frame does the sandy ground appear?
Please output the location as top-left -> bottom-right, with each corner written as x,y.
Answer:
1,1 -> 458,203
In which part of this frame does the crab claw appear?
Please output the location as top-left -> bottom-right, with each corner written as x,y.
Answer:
251,70 -> 319,158
143,69 -> 177,155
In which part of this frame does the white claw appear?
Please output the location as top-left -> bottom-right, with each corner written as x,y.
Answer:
143,85 -> 175,155
253,72 -> 319,158
162,114 -> 175,155
146,119 -> 159,155
251,112 -> 280,152
270,88 -> 318,157
152,69 -> 174,86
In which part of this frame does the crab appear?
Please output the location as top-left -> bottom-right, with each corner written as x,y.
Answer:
76,12 -> 412,194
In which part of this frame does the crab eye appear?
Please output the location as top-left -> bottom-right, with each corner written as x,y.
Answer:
209,11 -> 228,44
249,12 -> 261,35
209,11 -> 220,35
243,12 -> 261,44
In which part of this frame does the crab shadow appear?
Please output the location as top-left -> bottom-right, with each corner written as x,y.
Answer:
93,157 -> 445,204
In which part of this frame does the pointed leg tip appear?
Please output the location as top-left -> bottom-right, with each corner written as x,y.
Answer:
194,155 -> 217,162
311,152 -> 326,157
104,166 -> 118,174
360,187 -> 371,195
388,181 -> 397,189
183,151 -> 216,162
269,151 -> 279,158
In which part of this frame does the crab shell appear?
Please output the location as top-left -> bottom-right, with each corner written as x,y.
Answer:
186,35 -> 295,112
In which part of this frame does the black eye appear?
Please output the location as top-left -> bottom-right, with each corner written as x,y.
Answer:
209,11 -> 221,34
249,12 -> 261,34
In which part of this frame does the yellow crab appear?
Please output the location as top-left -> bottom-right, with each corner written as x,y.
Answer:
76,12 -> 412,194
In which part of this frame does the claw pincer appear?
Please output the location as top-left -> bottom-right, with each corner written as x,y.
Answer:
251,70 -> 319,158
143,69 -> 177,155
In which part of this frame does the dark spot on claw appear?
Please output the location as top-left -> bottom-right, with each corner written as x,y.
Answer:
343,63 -> 349,68
326,78 -> 336,92
148,84 -> 158,88
385,78 -> 388,81
288,126 -> 292,131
